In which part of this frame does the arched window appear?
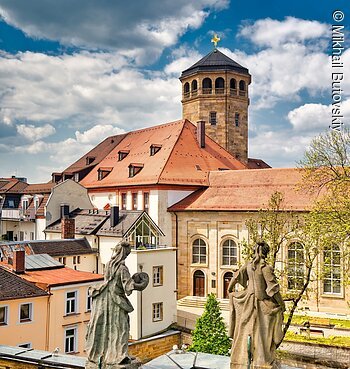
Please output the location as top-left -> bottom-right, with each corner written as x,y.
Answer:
192,238 -> 207,264
202,78 -> 212,94
222,239 -> 238,265
230,78 -> 236,90
239,80 -> 246,91
193,270 -> 205,297
191,80 -> 198,96
223,271 -> 233,299
215,77 -> 225,94
323,245 -> 341,294
184,82 -> 190,98
287,242 -> 304,290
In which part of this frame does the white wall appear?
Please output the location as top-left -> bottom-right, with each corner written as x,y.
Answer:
35,218 -> 46,240
46,180 -> 93,225
127,248 -> 177,340
90,192 -> 117,210
98,235 -> 123,265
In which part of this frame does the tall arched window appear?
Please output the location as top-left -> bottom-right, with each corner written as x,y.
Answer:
239,80 -> 246,91
192,238 -> 207,264
202,78 -> 212,94
323,245 -> 341,294
184,82 -> 190,98
191,80 -> 198,95
215,77 -> 225,94
230,78 -> 237,96
287,242 -> 304,290
222,239 -> 238,265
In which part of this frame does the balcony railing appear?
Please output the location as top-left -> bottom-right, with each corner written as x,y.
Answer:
191,90 -> 198,97
183,92 -> 190,99
1,209 -> 20,219
239,90 -> 246,97
230,88 -> 237,96
202,88 -> 212,94
215,88 -> 224,94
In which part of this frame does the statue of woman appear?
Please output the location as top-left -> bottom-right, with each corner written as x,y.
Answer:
85,242 -> 148,368
228,241 -> 285,369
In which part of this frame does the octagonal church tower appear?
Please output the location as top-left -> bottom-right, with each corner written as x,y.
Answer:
180,48 -> 251,163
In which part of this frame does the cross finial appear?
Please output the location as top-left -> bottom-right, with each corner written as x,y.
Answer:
211,34 -> 221,49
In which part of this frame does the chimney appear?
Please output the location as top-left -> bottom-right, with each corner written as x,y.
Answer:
60,204 -> 70,219
61,218 -> 75,239
110,206 -> 119,228
197,121 -> 205,148
13,250 -> 25,274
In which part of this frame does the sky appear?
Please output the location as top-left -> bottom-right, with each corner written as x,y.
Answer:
0,0 -> 349,183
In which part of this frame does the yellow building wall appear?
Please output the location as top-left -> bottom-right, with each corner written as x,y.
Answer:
0,296 -> 48,350
174,211 -> 350,315
47,281 -> 101,355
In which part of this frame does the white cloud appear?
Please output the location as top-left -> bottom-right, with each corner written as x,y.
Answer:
164,48 -> 202,76
75,124 -> 124,144
17,123 -> 56,141
0,1 -> 228,64
0,50 -> 181,132
239,17 -> 328,48
288,99 -> 350,132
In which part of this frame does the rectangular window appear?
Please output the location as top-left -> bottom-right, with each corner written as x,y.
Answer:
209,111 -> 217,125
65,327 -> 77,353
22,199 -> 29,211
0,306 -> 8,325
77,255 -> 80,264
132,193 -> 138,210
121,193 -> 127,210
235,113 -> 240,127
30,232 -> 34,240
152,302 -> 163,322
143,192 -> 149,213
19,231 -> 24,241
19,303 -> 32,323
153,266 -> 163,286
65,291 -> 78,315
8,199 -> 15,208
323,246 -> 341,294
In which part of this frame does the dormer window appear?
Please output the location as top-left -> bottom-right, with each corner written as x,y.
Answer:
98,167 -> 112,181
86,156 -> 95,165
118,150 -> 130,161
150,144 -> 162,156
128,163 -> 144,178
22,199 -> 29,211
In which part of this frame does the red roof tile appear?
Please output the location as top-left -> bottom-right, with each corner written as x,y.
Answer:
80,120 -> 246,188
22,268 -> 104,287
168,168 -> 320,212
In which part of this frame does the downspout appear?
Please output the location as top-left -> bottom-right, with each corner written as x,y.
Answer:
96,236 -> 100,274
45,288 -> 51,351
175,212 -> 179,299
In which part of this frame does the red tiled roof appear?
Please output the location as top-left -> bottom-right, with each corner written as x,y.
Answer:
247,158 -> 271,169
24,182 -> 53,194
168,168 -> 320,212
0,267 -> 49,301
22,267 -> 104,287
63,133 -> 128,173
80,120 -> 246,188
0,178 -> 28,194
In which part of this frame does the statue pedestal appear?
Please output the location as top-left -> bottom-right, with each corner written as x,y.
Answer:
86,358 -> 142,369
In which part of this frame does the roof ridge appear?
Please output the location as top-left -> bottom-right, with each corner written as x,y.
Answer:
125,119 -> 184,136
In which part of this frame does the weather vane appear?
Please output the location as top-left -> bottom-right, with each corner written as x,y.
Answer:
211,34 -> 221,49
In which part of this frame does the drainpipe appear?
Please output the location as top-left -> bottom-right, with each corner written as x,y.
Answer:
175,212 -> 179,299
45,287 -> 51,351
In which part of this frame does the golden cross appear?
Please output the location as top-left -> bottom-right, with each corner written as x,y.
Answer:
211,34 -> 221,48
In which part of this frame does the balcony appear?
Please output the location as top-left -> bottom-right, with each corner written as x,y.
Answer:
183,92 -> 190,99
1,209 -> 20,219
202,88 -> 212,95
215,88 -> 224,94
1,208 -> 36,221
239,90 -> 246,97
230,88 -> 237,96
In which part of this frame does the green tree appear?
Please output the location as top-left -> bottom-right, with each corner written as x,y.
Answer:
189,293 -> 231,356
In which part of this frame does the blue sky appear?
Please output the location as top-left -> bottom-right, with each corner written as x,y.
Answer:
0,0 -> 349,182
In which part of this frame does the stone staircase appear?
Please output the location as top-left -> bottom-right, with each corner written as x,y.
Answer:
177,296 -> 230,311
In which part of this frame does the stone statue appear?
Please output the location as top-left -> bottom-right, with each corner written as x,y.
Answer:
227,241 -> 285,369
85,242 -> 149,369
